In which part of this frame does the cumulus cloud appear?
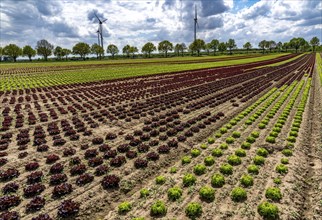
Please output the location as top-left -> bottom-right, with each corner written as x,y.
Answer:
87,9 -> 106,24
48,22 -> 79,38
0,0 -> 321,50
35,0 -> 62,16
242,1 -> 271,20
162,0 -> 176,11
200,0 -> 230,17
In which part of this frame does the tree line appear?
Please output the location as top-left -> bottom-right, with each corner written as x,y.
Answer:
0,36 -> 320,62
257,37 -> 320,54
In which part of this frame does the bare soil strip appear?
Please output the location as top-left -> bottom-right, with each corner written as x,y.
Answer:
0,54 -> 319,220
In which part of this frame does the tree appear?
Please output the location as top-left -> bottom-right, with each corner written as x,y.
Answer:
107,44 -> 119,58
268,41 -> 276,53
174,43 -> 182,56
282,42 -> 289,52
258,40 -> 267,54
22,45 -> 36,61
174,43 -> 187,57
289,37 -> 306,53
142,42 -> 156,58
129,46 -> 138,58
0,47 -> 2,61
36,39 -> 54,61
301,40 -> 310,52
226,39 -> 236,55
205,43 -> 212,55
209,39 -> 219,55
189,43 -> 195,56
310,37 -> 320,52
122,45 -> 131,58
158,40 -> 173,58
3,44 -> 22,62
91,43 -> 104,59
62,48 -> 71,61
72,42 -> 90,60
243,42 -> 252,54
180,43 -> 187,57
264,41 -> 270,52
189,39 -> 206,56
218,42 -> 227,54
277,42 -> 282,52
53,46 -> 63,60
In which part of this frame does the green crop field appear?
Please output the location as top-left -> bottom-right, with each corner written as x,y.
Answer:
251,53 -> 305,69
0,53 -> 291,91
0,54 -> 261,69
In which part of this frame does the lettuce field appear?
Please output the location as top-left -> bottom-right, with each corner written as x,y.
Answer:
0,54 -> 321,220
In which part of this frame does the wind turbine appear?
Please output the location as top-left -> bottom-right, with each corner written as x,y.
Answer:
96,29 -> 101,46
95,13 -> 107,49
194,4 -> 199,42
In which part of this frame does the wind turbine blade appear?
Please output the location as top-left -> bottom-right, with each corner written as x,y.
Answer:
102,19 -> 108,23
196,21 -> 199,29
95,13 -> 102,23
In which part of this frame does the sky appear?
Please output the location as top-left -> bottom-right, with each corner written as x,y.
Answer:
0,0 -> 321,50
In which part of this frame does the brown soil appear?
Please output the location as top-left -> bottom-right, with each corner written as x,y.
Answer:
103,73 -> 311,220
0,54 -> 319,220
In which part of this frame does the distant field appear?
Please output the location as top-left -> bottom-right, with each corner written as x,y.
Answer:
250,53 -> 305,69
0,54 -> 262,68
0,53 -> 295,91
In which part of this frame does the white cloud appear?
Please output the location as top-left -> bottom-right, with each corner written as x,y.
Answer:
0,0 -> 320,50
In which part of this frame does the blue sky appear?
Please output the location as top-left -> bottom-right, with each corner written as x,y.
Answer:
0,0 -> 321,50
233,0 -> 260,11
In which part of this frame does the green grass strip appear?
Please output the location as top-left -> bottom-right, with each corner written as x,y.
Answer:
0,53 -> 269,69
0,54 -> 289,91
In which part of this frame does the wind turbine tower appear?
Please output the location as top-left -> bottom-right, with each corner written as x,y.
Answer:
95,14 -> 107,49
194,5 -> 198,42
96,29 -> 101,46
